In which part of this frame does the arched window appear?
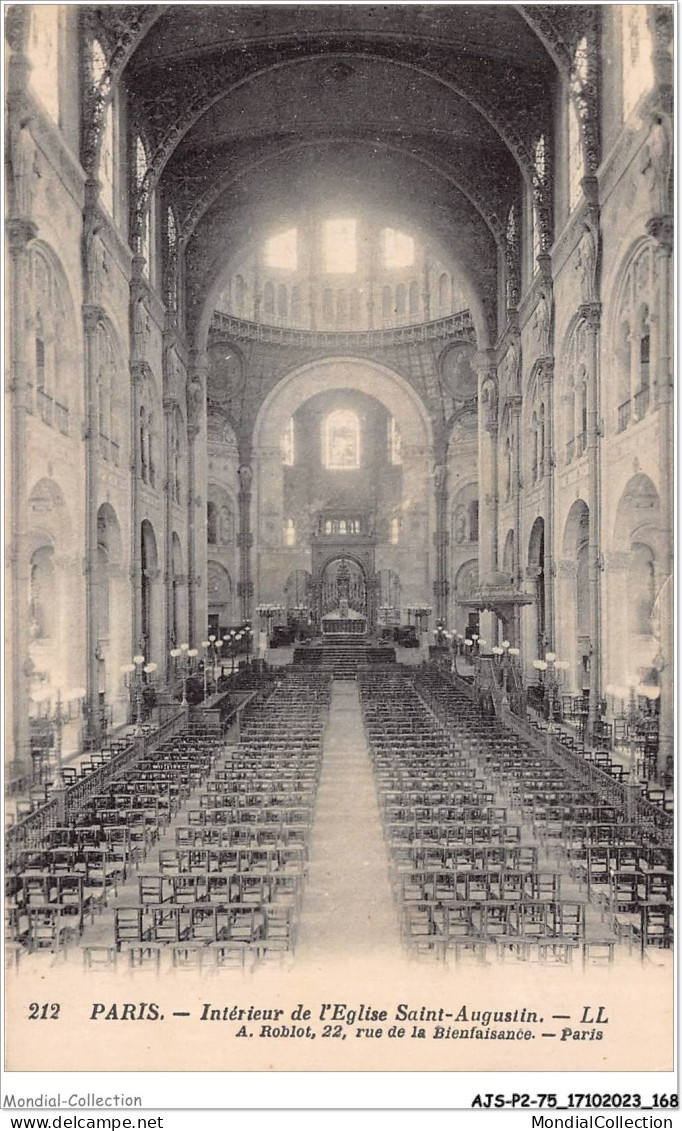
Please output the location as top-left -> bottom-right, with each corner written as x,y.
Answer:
323,409 -> 360,470
390,517 -> 400,545
207,502 -> 218,544
349,289 -> 361,323
336,291 -> 348,325
282,417 -> 295,466
395,283 -> 407,317
622,6 -> 654,119
290,285 -> 302,324
438,273 -> 449,314
284,518 -> 296,547
381,285 -> 392,323
235,275 -> 245,312
263,281 -> 275,316
505,435 -> 513,500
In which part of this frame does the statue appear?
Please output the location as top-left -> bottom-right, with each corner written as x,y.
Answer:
533,291 -> 551,356
503,340 -> 520,393
186,371 -> 204,426
640,119 -> 671,215
132,297 -> 147,361
238,464 -> 253,491
454,505 -> 466,544
480,376 -> 498,432
575,226 -> 597,304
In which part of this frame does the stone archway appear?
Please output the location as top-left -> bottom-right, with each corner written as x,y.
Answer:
251,356 -> 434,621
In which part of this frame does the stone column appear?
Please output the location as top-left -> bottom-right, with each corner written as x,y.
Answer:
581,302 -> 603,737
475,350 -> 498,645
163,393 -> 178,665
237,461 -> 254,622
6,217 -> 36,781
82,301 -> 105,747
186,356 -> 207,644
508,393 -> 522,644
648,215 -> 673,775
539,359 -> 555,649
433,456 -> 449,623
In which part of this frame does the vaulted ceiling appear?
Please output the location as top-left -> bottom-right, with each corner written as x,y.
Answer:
85,5 -> 594,345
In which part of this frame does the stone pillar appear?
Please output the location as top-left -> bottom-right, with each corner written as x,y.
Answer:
539,359 -> 555,649
163,393 -> 178,667
186,355 -> 207,644
508,392 -> 522,644
648,215 -> 673,775
82,300 -> 105,748
6,217 -> 36,780
237,461 -> 254,623
582,302 -> 603,737
433,458 -> 449,623
475,350 -> 498,646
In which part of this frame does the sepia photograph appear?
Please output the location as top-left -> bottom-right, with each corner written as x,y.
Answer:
2,0 -> 676,1099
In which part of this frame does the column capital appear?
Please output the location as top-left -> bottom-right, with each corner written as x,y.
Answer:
579,301 -> 601,329
647,214 -> 673,253
6,217 -> 36,253
130,360 -> 153,386
82,303 -> 106,332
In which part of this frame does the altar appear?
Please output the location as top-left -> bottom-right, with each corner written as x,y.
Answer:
321,606 -> 367,635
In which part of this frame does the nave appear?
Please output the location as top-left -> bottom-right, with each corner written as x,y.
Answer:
5,661 -> 673,974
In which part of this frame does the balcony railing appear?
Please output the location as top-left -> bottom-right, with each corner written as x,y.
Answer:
210,307 -> 476,349
617,400 -> 631,433
634,385 -> 650,420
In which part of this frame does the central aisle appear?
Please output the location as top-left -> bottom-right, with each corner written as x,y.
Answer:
296,679 -> 401,962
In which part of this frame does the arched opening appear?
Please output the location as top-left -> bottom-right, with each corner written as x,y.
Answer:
527,516 -> 546,666
140,519 -> 159,660
207,561 -> 233,636
611,473 -> 663,693
560,500 -> 591,693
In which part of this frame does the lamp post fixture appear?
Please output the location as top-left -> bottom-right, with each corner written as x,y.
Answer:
201,640 -> 211,700
37,687 -> 87,787
169,643 -> 195,706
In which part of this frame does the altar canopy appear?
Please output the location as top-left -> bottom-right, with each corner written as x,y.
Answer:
321,558 -> 367,634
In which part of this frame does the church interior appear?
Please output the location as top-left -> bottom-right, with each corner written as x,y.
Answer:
4,4 -> 674,970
